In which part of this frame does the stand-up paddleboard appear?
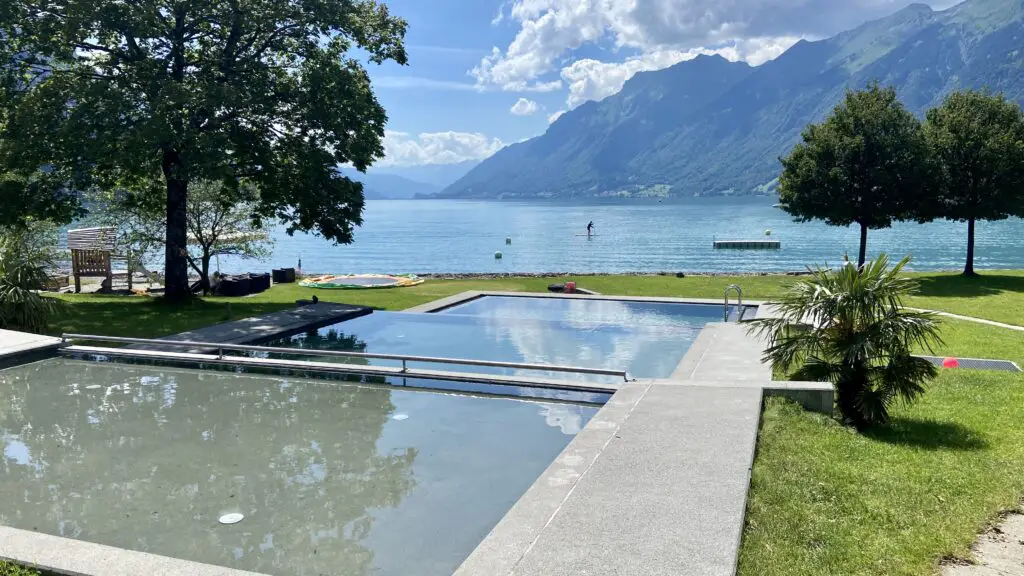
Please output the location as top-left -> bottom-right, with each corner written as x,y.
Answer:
575,234 -> 600,237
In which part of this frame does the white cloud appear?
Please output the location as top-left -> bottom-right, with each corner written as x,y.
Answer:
379,131 -> 506,167
548,110 -> 565,123
510,97 -> 541,116
561,37 -> 799,109
470,0 -> 949,93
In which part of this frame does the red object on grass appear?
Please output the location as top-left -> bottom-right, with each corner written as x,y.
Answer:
565,281 -> 576,293
942,357 -> 959,368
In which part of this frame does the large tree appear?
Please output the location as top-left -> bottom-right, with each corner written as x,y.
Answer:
0,0 -> 407,300
923,91 -> 1024,277
779,84 -> 931,267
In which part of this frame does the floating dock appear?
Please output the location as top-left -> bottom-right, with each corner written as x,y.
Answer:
713,240 -> 781,250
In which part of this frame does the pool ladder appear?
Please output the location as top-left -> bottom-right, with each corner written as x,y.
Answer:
724,284 -> 743,322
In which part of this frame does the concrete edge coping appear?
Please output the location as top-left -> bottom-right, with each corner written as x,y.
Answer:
403,290 -> 766,313
454,379 -> 655,575
0,525 -> 267,576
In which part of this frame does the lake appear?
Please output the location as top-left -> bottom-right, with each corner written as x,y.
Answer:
215,197 -> 1024,274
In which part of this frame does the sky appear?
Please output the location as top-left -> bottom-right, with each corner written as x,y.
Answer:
368,0 -> 964,168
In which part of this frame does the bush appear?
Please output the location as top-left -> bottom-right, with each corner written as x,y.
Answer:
0,223 -> 65,333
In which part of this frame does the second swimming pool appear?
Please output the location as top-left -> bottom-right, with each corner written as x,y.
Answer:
259,296 -> 746,380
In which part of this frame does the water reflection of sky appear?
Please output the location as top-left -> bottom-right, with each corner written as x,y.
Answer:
270,297 -> 716,383
0,359 -> 596,576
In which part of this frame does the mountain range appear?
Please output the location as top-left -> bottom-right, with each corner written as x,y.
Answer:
348,160 -> 479,199
439,0 -> 1024,199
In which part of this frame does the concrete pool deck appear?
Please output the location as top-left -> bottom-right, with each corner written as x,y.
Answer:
125,302 -> 370,351
0,329 -> 62,368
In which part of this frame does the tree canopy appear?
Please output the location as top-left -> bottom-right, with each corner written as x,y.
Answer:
778,84 -> 931,267
0,0 -> 407,299
923,90 -> 1024,276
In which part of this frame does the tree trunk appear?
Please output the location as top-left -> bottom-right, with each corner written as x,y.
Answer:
835,368 -> 870,430
963,218 -> 977,277
857,222 -> 868,269
162,150 -> 190,301
201,253 -> 212,296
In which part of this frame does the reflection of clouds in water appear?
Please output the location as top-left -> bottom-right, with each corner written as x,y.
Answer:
539,404 -> 584,435
470,299 -> 658,380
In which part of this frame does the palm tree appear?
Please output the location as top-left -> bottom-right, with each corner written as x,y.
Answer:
0,224 -> 65,333
747,254 -> 941,429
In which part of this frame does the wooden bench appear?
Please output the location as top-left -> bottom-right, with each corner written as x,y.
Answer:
68,227 -> 117,293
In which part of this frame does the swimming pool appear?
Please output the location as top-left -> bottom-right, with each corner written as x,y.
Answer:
260,296 -> 744,381
0,358 -> 596,576
437,294 -> 748,325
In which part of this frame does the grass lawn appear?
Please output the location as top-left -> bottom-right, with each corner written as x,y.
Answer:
21,270 -> 1024,576
740,324 -> 1024,575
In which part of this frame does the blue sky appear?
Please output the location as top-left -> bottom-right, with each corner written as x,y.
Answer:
367,0 -> 963,168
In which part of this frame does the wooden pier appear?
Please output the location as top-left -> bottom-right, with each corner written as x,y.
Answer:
713,240 -> 781,250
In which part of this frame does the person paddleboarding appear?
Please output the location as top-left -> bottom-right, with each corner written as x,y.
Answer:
586,221 -> 594,236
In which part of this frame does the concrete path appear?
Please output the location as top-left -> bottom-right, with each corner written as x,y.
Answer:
0,329 -> 61,367
128,303 -> 370,352
911,308 -> 1024,332
456,381 -> 763,576
943,509 -> 1024,576
671,322 -> 772,381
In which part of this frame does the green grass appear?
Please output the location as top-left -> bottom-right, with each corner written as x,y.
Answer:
909,270 -> 1024,327
739,319 -> 1024,576
0,563 -> 40,576
31,270 -> 1024,576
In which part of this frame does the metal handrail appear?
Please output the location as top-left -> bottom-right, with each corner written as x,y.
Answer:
724,284 -> 743,322
60,333 -> 631,381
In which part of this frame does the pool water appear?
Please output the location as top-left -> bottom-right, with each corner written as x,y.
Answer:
262,297 -> 736,381
438,295 -> 742,325
0,359 -> 596,576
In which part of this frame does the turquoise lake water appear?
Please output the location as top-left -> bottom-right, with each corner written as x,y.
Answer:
215,197 -> 1024,274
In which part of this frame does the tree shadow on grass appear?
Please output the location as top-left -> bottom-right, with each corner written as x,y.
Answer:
864,417 -> 989,451
914,274 -> 1024,299
48,296 -> 295,338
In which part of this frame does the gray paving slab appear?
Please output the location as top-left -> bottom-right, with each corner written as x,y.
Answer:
126,302 -> 370,351
671,322 -> 772,381
458,385 -> 763,576
0,329 -> 61,367
0,525 -> 266,576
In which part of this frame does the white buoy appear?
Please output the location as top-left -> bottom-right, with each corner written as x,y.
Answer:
505,237 -> 512,245
392,413 -> 409,421
494,251 -> 503,259
219,513 -> 244,525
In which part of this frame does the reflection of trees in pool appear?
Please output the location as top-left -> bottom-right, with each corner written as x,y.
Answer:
0,360 -> 416,575
263,329 -> 389,386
